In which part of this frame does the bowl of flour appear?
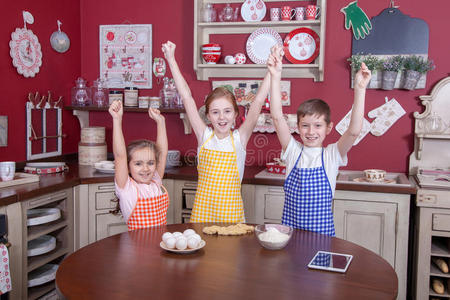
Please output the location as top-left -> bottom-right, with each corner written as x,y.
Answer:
255,224 -> 293,250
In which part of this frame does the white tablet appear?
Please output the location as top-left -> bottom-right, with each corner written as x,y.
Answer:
307,251 -> 353,273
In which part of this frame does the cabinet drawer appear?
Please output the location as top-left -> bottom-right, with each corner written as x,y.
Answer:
432,213 -> 450,231
95,191 -> 117,210
264,194 -> 284,220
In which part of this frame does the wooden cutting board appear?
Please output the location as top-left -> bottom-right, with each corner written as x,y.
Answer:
0,172 -> 39,189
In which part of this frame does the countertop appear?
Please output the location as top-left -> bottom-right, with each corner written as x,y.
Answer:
0,162 -> 416,206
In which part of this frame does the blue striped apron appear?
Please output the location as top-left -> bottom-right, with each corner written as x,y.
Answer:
282,147 -> 335,236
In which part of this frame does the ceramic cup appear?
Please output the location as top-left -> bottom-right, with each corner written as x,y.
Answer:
295,7 -> 305,20
270,8 -> 281,21
224,55 -> 236,64
363,169 -> 386,182
281,6 -> 296,21
306,5 -> 320,20
0,161 -> 15,181
234,53 -> 246,64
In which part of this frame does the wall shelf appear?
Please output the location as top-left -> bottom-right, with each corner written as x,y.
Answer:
65,106 -> 192,134
193,0 -> 327,81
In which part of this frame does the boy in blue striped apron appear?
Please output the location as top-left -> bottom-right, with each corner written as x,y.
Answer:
267,46 -> 371,236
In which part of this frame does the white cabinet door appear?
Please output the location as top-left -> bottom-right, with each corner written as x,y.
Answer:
333,199 -> 397,266
255,185 -> 285,224
96,213 -> 128,241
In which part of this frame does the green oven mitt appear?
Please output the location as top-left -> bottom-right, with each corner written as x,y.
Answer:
341,1 -> 372,40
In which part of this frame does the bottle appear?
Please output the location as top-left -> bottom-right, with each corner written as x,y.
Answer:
169,78 -> 183,108
201,3 -> 217,22
71,77 -> 91,106
159,77 -> 173,108
92,78 -> 108,107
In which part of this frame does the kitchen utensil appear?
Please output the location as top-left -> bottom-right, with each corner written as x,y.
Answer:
254,224 -> 293,250
283,27 -> 320,64
201,3 -> 217,22
281,6 -> 295,21
27,208 -> 61,226
241,0 -> 266,22
246,27 -> 282,64
234,53 -> 247,64
306,5 -> 320,20
219,3 -> 235,21
363,169 -> 386,182
28,264 -> 59,287
0,161 -> 15,181
27,235 -> 56,256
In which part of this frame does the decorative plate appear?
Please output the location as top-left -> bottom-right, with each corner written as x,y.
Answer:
246,28 -> 282,64
241,0 -> 266,22
160,240 -> 206,254
27,208 -> 61,226
283,28 -> 320,64
9,28 -> 42,77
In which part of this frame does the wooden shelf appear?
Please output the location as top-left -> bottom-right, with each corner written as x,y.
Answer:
27,244 -> 69,272
28,282 -> 55,300
27,220 -> 69,241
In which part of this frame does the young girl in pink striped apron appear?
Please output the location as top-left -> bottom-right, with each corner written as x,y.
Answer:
109,100 -> 169,230
268,46 -> 371,235
163,41 -> 271,223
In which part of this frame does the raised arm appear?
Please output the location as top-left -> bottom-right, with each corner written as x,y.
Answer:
337,62 -> 371,157
268,45 -> 291,151
148,108 -> 168,178
109,100 -> 129,189
238,72 -> 271,148
162,41 -> 206,142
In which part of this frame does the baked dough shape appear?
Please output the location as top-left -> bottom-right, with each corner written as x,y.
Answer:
203,224 -> 255,236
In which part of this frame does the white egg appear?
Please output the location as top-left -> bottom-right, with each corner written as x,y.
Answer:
183,229 -> 196,237
191,234 -> 201,242
162,232 -> 173,243
175,238 -> 188,250
165,237 -> 176,249
172,231 -> 183,238
187,237 -> 199,249
176,235 -> 187,242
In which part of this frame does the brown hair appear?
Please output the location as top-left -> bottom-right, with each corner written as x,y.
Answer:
204,86 -> 239,115
296,99 -> 331,125
110,139 -> 160,216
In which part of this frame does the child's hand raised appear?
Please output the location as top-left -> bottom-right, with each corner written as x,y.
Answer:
354,62 -> 372,89
148,107 -> 165,123
108,100 -> 123,119
162,41 -> 176,61
267,44 -> 284,77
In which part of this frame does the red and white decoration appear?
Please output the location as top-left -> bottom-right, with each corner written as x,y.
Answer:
0,244 -> 11,295
283,27 -> 320,64
234,53 -> 247,64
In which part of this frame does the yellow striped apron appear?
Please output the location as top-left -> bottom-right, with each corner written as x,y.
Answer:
190,131 -> 244,223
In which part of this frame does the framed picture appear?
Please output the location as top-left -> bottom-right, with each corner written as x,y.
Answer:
0,116 -> 7,147
99,24 -> 152,89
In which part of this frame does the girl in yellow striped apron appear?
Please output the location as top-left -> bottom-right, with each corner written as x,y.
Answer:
163,41 -> 271,222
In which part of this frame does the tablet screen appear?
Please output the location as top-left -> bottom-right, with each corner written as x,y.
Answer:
307,251 -> 353,273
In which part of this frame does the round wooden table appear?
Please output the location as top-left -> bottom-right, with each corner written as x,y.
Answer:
56,224 -> 398,299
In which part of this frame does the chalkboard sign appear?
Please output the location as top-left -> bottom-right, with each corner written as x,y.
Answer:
352,8 -> 429,55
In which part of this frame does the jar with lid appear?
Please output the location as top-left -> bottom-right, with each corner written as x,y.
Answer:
124,87 -> 138,107
109,90 -> 123,104
201,3 -> 217,22
71,77 -> 91,106
92,78 -> 108,107
219,3 -> 235,22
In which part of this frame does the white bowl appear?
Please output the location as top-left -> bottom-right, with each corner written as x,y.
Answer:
363,169 -> 386,182
255,224 -> 293,250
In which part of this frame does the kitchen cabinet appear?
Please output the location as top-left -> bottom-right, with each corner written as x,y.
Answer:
18,189 -> 74,300
254,184 -> 410,300
74,179 -> 175,249
193,0 -> 327,81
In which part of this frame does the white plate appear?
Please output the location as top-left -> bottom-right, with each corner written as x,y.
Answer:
27,208 -> 61,226
28,264 -> 59,287
27,235 -> 56,257
94,166 -> 115,174
241,0 -> 266,22
160,240 -> 206,254
246,28 -> 282,64
26,162 -> 66,168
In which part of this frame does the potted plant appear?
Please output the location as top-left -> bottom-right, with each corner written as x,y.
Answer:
402,55 -> 435,90
348,54 -> 381,87
380,55 -> 403,90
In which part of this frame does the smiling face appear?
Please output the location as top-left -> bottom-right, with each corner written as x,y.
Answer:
297,114 -> 333,148
207,97 -> 238,138
128,146 -> 157,184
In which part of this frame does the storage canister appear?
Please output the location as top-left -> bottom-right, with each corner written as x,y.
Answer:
138,96 -> 150,108
149,97 -> 161,109
124,87 -> 138,107
109,90 -> 123,104
78,142 -> 107,165
80,127 -> 105,144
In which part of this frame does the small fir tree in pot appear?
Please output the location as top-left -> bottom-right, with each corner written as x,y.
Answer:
381,55 -> 403,90
402,55 -> 435,90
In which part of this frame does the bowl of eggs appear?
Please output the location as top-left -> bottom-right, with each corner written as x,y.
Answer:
160,229 -> 205,254
254,224 -> 293,250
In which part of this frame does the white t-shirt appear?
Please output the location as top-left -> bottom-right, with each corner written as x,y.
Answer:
115,172 -> 163,222
281,137 -> 348,196
198,127 -> 246,182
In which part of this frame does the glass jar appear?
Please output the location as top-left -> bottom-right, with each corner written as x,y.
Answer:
92,78 -> 108,107
109,90 -> 123,104
201,3 -> 217,22
219,3 -> 234,22
71,77 -> 91,106
124,87 -> 138,107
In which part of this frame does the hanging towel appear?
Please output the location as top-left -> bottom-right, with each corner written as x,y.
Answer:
0,244 -> 11,294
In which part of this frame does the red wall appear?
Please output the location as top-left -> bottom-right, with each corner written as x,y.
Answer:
3,0 -> 449,174
0,0 -> 81,161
